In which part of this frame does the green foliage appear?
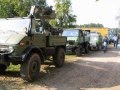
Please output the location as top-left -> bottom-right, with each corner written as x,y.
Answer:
49,19 -> 57,27
0,0 -> 46,18
0,0 -> 76,28
80,23 -> 104,28
7,64 -> 20,71
50,0 -> 76,28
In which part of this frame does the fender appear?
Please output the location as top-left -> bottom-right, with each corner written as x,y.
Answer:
21,45 -> 44,62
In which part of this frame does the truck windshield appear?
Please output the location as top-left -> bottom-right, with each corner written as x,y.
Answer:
0,18 -> 30,33
62,29 -> 79,37
90,36 -> 98,41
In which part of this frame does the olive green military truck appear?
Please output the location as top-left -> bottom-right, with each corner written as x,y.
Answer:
62,29 -> 90,56
0,6 -> 66,82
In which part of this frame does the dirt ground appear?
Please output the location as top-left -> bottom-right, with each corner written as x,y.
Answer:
1,45 -> 120,90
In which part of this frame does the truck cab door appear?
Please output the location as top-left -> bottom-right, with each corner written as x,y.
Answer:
31,19 -> 46,47
79,30 -> 84,43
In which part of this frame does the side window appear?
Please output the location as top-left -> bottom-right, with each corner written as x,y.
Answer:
31,19 -> 43,34
35,20 -> 43,33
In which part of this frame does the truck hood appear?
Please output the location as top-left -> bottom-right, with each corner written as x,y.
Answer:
0,31 -> 26,45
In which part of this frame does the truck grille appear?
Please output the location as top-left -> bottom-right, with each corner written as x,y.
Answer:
0,45 -> 9,54
0,49 -> 8,53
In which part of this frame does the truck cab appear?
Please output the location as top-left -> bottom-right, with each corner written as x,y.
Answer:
62,29 -> 90,56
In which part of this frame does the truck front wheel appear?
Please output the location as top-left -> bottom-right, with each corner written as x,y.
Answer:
53,48 -> 65,67
20,53 -> 41,82
75,47 -> 82,57
85,44 -> 89,54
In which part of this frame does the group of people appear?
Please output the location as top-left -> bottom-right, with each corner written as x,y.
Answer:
102,34 -> 119,52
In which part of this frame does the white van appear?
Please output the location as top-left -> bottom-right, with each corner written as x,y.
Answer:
90,32 -> 102,50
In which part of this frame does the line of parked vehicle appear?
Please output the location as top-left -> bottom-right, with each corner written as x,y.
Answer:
62,28 -> 103,56
0,5 -> 109,82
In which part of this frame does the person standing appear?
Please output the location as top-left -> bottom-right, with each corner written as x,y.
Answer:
113,34 -> 118,48
102,36 -> 108,53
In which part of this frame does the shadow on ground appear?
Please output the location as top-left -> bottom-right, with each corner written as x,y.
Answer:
84,45 -> 120,58
1,60 -> 120,90
0,45 -> 120,89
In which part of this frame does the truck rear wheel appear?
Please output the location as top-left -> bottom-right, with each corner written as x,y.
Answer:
75,47 -> 82,57
85,44 -> 89,54
53,48 -> 65,67
0,64 -> 7,73
20,53 -> 41,82
97,44 -> 102,50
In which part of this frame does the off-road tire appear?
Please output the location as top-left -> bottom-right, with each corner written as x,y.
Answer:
0,64 -> 7,73
53,48 -> 65,68
75,47 -> 82,57
85,44 -> 89,54
20,53 -> 41,82
97,44 -> 102,51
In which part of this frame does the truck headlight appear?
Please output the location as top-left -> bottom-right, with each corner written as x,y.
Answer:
0,46 -> 14,54
8,46 -> 14,53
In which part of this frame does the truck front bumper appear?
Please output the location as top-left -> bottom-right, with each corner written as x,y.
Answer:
0,54 -> 23,64
0,54 -> 9,64
66,46 -> 76,54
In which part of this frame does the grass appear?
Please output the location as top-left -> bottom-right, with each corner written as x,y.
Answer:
7,64 -> 20,71
6,54 -> 76,71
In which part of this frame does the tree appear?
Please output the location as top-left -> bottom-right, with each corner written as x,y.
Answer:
50,0 -> 76,28
80,23 -> 104,28
0,0 -> 46,18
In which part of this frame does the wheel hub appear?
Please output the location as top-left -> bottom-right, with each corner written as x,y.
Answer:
31,61 -> 38,72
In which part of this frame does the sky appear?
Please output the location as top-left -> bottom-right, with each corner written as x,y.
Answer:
46,0 -> 120,28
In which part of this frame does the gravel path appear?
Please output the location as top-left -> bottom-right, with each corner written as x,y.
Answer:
0,45 -> 120,90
